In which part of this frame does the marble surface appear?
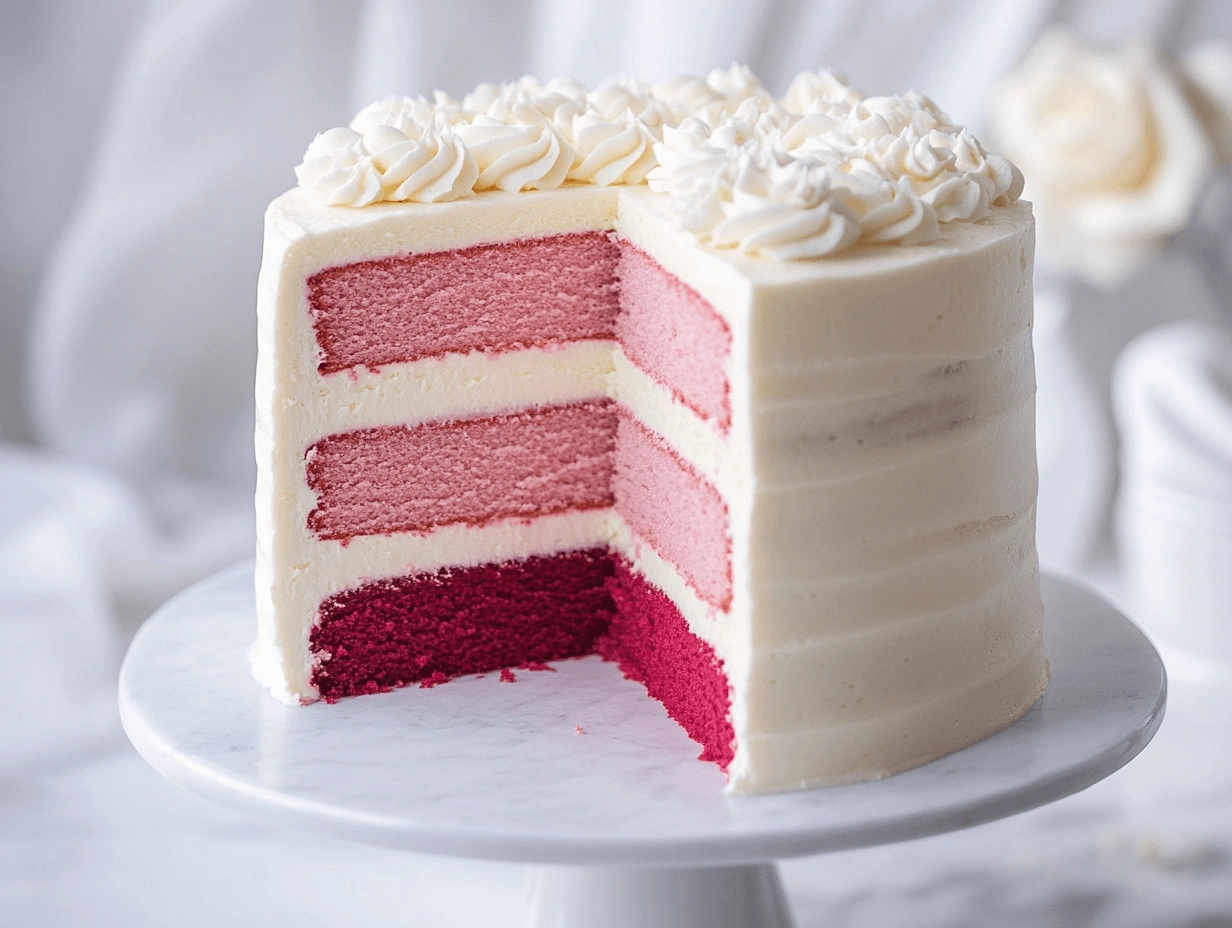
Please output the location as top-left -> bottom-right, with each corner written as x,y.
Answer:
118,562 -> 1164,867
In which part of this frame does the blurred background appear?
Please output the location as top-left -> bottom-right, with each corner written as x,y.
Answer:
3,1 -> 1231,925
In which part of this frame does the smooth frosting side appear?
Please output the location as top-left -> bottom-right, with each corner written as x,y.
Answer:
738,638 -> 1048,792
292,65 -> 1024,260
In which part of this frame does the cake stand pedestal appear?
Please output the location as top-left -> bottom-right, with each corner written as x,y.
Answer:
119,565 -> 1165,928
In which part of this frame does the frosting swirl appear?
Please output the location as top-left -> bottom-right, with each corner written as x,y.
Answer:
363,124 -> 477,202
455,117 -> 573,192
782,69 -> 864,113
588,78 -> 681,130
294,66 -> 1025,260
350,92 -> 466,136
709,154 -> 861,259
294,128 -> 383,207
832,162 -> 939,244
477,85 -> 584,128
464,76 -> 586,117
567,110 -> 658,186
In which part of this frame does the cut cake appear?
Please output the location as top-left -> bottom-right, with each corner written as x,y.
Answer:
253,66 -> 1048,794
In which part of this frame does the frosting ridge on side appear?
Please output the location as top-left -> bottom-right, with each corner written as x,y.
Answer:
293,65 -> 1025,260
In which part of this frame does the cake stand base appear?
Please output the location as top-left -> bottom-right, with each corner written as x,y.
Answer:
525,863 -> 792,928
119,566 -> 1165,928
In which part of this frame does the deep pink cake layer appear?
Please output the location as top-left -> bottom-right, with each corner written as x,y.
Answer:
599,559 -> 735,769
307,233 -> 732,433
309,551 -> 735,770
305,401 -> 618,539
308,232 -> 621,375
311,550 -> 616,699
616,244 -> 732,430
612,415 -> 732,610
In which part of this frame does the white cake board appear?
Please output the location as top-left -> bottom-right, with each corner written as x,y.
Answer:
119,564 -> 1165,928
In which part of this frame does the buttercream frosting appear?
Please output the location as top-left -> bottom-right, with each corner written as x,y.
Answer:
292,66 -> 1023,259
455,118 -> 574,193
362,124 -> 477,203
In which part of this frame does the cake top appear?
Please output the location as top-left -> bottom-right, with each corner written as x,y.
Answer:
294,65 -> 1024,261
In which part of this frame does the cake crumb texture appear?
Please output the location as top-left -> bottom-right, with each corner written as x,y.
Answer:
599,559 -> 736,770
306,402 -> 618,539
310,549 -> 615,699
308,232 -> 621,374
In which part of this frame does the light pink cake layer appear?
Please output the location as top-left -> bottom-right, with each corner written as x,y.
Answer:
307,233 -> 732,432
306,402 -> 618,539
612,415 -> 732,610
306,402 -> 731,608
615,244 -> 731,430
308,232 -> 621,375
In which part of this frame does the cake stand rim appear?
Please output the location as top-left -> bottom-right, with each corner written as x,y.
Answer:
118,561 -> 1166,866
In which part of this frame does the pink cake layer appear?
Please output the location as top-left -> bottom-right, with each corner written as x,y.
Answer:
612,415 -> 732,610
306,233 -> 732,430
309,550 -> 735,769
615,243 -> 732,431
306,401 -> 617,540
308,232 -> 621,375
306,401 -> 732,609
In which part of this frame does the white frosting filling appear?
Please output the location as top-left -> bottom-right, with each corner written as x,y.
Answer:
292,65 -> 1023,260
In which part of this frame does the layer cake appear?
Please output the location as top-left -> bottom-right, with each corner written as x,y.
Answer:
254,67 -> 1048,794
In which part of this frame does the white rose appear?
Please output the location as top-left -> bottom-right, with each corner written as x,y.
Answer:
990,29 -> 1215,287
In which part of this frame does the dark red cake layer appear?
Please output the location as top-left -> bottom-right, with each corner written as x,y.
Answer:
308,232 -> 622,375
309,551 -> 735,770
310,549 -> 616,699
598,559 -> 736,769
305,401 -> 618,540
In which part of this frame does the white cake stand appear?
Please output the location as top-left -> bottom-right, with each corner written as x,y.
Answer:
119,563 -> 1165,928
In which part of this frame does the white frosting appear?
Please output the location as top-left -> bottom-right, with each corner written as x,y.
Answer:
255,184 -> 1046,793
642,75 -> 1022,257
292,67 -> 1023,259
700,153 -> 861,260
588,78 -> 681,129
455,118 -> 573,192
350,91 -> 467,135
293,128 -> 383,207
463,75 -> 588,116
362,124 -> 477,203
566,110 -> 659,186
781,69 -> 864,112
